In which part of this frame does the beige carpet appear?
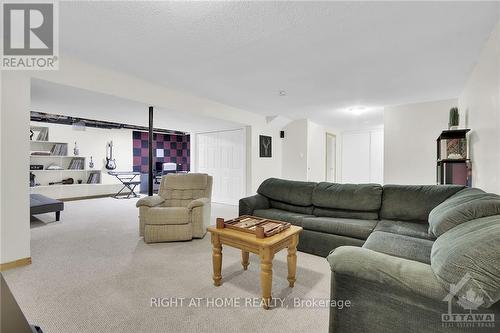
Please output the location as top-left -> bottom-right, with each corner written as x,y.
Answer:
4,197 -> 330,333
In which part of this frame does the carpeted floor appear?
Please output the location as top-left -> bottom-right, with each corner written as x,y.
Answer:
4,197 -> 330,333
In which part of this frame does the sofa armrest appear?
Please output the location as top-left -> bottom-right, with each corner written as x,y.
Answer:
187,197 -> 210,210
136,195 -> 165,208
239,194 -> 269,216
327,246 -> 448,302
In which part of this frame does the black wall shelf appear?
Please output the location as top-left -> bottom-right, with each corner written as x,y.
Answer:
436,129 -> 471,187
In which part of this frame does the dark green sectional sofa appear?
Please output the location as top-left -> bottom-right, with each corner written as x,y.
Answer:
239,178 -> 500,332
239,178 -> 463,257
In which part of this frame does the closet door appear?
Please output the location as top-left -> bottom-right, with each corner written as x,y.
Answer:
196,129 -> 245,205
341,132 -> 370,183
341,130 -> 384,184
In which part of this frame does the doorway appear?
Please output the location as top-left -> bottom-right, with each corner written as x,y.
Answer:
325,133 -> 336,182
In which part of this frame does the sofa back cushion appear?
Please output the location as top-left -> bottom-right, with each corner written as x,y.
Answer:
312,207 -> 379,220
312,183 -> 382,211
380,185 -> 464,222
269,200 -> 314,215
257,178 -> 316,207
428,188 -> 500,237
431,215 -> 500,308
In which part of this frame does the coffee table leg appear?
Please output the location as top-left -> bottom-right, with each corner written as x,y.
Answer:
241,251 -> 249,271
211,234 -> 222,286
287,234 -> 298,287
260,247 -> 274,309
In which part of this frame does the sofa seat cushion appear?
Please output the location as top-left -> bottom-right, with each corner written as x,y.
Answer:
257,178 -> 316,207
428,188 -> 500,237
380,185 -> 464,222
302,217 -> 377,240
145,207 -> 190,225
363,231 -> 433,264
312,182 -> 382,212
431,215 -> 500,308
253,208 -> 313,227
374,220 -> 434,240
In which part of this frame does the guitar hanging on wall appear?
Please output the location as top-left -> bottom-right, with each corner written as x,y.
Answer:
105,141 -> 117,170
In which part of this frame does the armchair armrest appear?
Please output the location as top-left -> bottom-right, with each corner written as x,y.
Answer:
187,197 -> 210,210
239,194 -> 269,216
136,195 -> 165,208
327,246 -> 448,302
190,198 -> 211,238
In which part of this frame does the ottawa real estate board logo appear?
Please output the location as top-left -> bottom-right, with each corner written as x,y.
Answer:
442,273 -> 495,329
1,1 -> 59,70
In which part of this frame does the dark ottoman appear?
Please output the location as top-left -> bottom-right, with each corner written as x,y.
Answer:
30,194 -> 64,221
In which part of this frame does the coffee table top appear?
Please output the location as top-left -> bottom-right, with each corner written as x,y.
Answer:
207,224 -> 302,246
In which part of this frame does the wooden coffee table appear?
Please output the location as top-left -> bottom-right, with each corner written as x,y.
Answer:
207,219 -> 302,309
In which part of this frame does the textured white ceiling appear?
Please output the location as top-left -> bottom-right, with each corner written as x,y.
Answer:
59,1 -> 499,129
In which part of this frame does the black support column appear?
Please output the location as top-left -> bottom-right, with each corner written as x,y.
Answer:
148,106 -> 154,196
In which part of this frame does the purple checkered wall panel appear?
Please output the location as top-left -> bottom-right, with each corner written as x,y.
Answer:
132,131 -> 190,173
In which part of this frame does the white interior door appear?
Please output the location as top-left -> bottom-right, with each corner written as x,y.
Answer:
341,130 -> 384,184
326,133 -> 336,182
196,129 -> 245,205
341,132 -> 371,183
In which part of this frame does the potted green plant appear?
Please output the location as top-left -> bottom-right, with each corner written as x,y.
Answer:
449,107 -> 459,130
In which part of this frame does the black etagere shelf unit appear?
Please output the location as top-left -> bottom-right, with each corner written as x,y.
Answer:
436,129 -> 471,187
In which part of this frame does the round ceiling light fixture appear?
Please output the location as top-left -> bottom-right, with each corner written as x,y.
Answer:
344,106 -> 385,116
346,107 -> 368,116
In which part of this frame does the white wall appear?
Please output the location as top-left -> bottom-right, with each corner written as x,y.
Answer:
325,133 -> 337,182
249,124 -> 282,193
1,72 -> 31,264
281,119 -> 308,181
384,99 -> 457,185
30,121 -> 133,185
458,20 -> 500,194
307,121 -> 327,182
281,119 -> 341,183
308,121 -> 343,183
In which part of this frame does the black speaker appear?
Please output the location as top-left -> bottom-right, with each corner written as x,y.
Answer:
280,130 -> 285,138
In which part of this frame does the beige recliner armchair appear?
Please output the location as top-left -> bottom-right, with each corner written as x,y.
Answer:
136,173 -> 213,243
